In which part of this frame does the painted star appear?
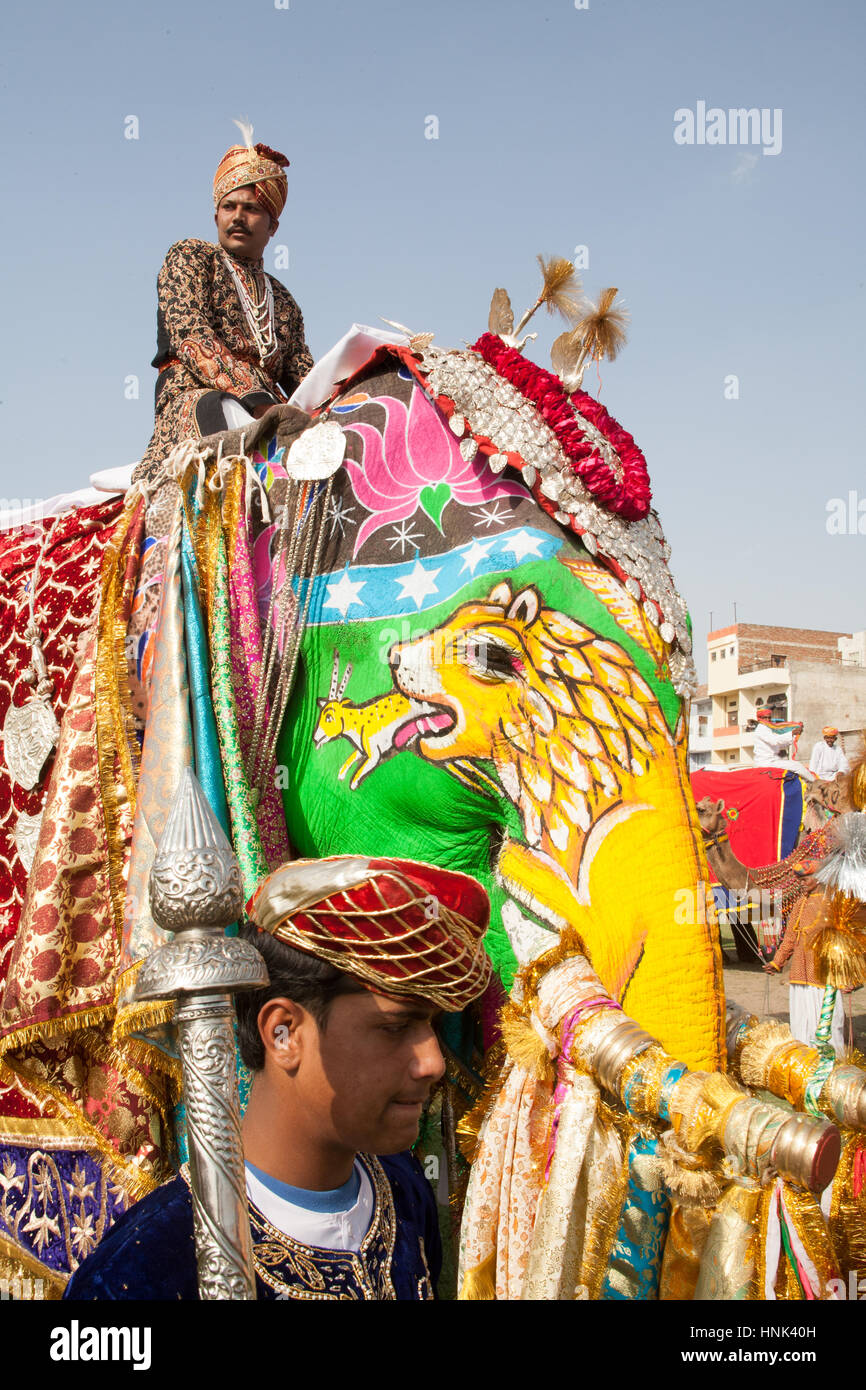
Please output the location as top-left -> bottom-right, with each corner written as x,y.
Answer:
460,538 -> 495,574
388,519 -> 425,554
324,570 -> 366,618
395,559 -> 441,610
471,501 -> 512,530
501,529 -> 544,564
326,495 -> 357,538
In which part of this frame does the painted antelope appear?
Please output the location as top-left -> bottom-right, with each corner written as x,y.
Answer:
313,650 -> 424,790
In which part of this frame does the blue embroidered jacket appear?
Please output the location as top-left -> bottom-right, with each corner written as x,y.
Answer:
63,1153 -> 440,1302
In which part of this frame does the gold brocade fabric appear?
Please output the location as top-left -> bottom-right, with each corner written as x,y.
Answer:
0,635 -> 126,1035
458,954 -> 626,1300
0,515 -> 176,1194
659,1202 -> 712,1301
457,1057 -> 551,1299
758,1181 -> 841,1300
521,1074 -> 611,1299
114,496 -> 193,1032
828,1134 -> 866,1275
693,1182 -> 762,1300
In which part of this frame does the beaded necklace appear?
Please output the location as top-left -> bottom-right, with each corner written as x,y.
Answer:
221,251 -> 278,366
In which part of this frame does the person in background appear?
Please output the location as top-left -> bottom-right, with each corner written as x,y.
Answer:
809,727 -> 851,781
752,706 -> 803,767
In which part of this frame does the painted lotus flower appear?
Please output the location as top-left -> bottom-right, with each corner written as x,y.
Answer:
344,389 -> 527,557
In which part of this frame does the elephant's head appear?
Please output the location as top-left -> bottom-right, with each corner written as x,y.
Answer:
268,340 -> 723,1071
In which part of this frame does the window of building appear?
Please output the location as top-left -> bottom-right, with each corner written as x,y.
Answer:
711,652 -> 716,662
729,647 -> 735,657
770,654 -> 786,667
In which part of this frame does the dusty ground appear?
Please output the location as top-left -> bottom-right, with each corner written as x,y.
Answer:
721,931 -> 866,1050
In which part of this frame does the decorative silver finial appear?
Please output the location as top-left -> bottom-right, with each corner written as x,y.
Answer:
148,766 -> 244,932
134,769 -> 268,1300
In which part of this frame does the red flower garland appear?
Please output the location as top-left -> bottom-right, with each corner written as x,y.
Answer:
471,332 -> 651,521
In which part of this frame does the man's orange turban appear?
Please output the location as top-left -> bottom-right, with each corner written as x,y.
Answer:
249,856 -> 492,1012
213,127 -> 289,223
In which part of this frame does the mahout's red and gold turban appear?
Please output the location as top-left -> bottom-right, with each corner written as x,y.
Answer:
213,123 -> 290,222
248,856 -> 492,1011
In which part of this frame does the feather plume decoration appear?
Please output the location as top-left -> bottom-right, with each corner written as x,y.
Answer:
488,287 -> 514,337
232,117 -> 256,152
814,812 -> 866,899
513,255 -> 585,337
573,288 -> 630,363
536,255 -> 583,320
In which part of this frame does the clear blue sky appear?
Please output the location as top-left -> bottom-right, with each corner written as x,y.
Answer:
2,0 -> 864,678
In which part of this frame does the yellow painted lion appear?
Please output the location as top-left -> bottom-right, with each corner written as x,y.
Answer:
389,578 -> 723,1070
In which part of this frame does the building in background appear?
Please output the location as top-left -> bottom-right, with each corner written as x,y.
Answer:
688,684 -> 713,769
704,624 -> 866,767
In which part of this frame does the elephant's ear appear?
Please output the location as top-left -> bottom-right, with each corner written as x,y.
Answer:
489,581 -> 513,608
507,588 -> 540,626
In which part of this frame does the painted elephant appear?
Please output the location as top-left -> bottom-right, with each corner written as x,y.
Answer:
270,344 -> 722,1075
0,322 -> 854,1299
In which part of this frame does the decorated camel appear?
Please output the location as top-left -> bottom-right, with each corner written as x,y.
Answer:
1,260 -> 866,1299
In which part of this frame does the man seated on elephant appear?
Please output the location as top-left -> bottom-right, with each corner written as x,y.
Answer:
136,123 -> 313,480
64,856 -> 491,1301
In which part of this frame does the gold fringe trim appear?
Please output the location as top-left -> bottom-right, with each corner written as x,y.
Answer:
458,1249 -> 497,1301
580,1113 -> 632,1301
828,1133 -> 866,1272
657,1131 -> 722,1208
0,1002 -> 115,1055
0,1233 -> 67,1299
517,927 -> 590,1015
781,1184 -> 841,1299
0,1056 -> 161,1204
95,496 -> 144,934
499,1003 -> 555,1087
455,1040 -> 507,1165
1,1000 -> 178,1134
111,997 -> 175,1045
740,1028 -> 796,1089
117,1034 -> 182,1088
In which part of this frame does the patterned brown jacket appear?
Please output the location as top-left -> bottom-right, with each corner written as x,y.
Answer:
137,238 -> 313,474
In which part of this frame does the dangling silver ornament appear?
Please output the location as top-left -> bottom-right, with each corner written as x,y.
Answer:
285,419 -> 346,481
2,698 -> 59,791
13,810 -> 44,873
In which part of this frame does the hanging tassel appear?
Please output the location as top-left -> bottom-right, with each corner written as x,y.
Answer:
499,1005 -> 555,1086
458,1250 -> 497,1301
657,1130 -> 722,1208
814,892 -> 866,990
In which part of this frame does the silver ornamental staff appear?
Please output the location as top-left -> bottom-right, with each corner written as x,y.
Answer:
134,768 -> 269,1300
